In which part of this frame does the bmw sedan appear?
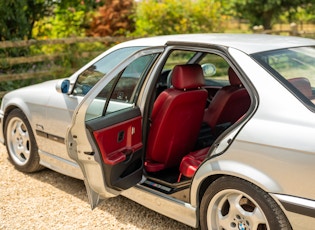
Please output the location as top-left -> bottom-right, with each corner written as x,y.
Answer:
1,34 -> 315,230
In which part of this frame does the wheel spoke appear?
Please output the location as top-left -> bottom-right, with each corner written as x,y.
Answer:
16,121 -> 24,134
14,121 -> 30,158
6,117 -> 32,164
227,193 -> 243,214
250,206 -> 268,229
217,194 -> 243,229
11,122 -> 20,139
218,214 -> 238,229
20,123 -> 30,157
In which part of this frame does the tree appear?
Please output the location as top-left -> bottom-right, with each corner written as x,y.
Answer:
87,0 -> 134,37
132,0 -> 226,36
34,0 -> 106,38
232,0 -> 312,30
0,0 -> 104,41
0,0 -> 51,40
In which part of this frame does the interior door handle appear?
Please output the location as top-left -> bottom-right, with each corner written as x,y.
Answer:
117,130 -> 124,142
122,148 -> 133,155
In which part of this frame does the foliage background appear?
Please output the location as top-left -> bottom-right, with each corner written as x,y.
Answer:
132,0 -> 225,36
1,0 -> 315,41
0,0 -> 315,93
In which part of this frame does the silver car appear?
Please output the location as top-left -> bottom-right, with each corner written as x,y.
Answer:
1,34 -> 315,230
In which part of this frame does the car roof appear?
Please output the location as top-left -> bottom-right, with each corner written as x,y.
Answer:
115,34 -> 315,54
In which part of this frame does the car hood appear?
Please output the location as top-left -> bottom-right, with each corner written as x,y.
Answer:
3,79 -> 63,106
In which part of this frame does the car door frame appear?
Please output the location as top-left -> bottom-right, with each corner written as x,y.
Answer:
66,47 -> 164,208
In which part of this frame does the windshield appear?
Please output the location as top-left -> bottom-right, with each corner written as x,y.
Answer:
253,46 -> 315,105
73,46 -> 145,96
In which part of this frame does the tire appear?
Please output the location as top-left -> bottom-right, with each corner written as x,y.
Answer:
200,176 -> 291,230
4,108 -> 43,173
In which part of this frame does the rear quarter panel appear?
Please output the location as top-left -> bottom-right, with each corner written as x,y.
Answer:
191,47 -> 315,218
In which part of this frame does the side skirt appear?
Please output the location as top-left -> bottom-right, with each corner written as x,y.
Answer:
121,183 -> 198,228
39,149 -> 84,180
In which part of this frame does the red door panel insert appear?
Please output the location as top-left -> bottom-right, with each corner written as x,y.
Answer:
93,116 -> 143,165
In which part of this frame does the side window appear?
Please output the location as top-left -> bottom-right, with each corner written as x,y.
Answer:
199,53 -> 230,87
86,54 -> 156,121
163,50 -> 196,71
157,50 -> 196,89
73,47 -> 144,96
110,54 -> 154,103
158,50 -> 230,88
254,47 -> 315,106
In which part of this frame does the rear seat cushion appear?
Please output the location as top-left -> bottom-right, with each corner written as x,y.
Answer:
179,147 -> 210,178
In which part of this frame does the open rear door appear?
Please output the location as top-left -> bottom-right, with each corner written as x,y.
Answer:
66,48 -> 161,208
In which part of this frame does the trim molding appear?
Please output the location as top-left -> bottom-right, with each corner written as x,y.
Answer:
36,130 -> 65,144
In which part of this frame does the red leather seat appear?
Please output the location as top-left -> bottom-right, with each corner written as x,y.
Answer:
179,68 -> 251,179
289,77 -> 313,99
179,147 -> 210,178
145,64 -> 208,172
203,67 -> 250,131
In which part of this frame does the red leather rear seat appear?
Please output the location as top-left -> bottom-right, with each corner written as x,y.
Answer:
179,67 -> 251,179
179,147 -> 210,178
289,77 -> 313,99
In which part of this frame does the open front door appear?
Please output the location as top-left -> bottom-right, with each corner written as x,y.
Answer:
87,107 -> 143,190
66,49 -> 161,208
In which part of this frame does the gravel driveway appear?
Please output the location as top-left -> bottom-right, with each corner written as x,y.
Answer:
0,144 -> 193,230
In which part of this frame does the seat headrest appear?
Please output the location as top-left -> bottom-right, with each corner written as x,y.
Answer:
289,77 -> 312,98
228,67 -> 242,86
171,64 -> 205,90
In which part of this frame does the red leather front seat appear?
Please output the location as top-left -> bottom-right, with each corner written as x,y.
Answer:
203,67 -> 250,131
145,64 -> 208,172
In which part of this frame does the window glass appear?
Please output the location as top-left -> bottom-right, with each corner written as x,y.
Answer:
73,46 -> 145,96
110,54 -> 154,103
160,50 -> 230,87
254,47 -> 315,105
85,53 -> 156,121
199,53 -> 230,86
163,50 -> 196,71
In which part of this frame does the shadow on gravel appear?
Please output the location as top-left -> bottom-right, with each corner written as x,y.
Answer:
27,167 -> 193,230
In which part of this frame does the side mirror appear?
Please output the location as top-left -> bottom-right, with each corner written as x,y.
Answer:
201,63 -> 216,77
56,79 -> 70,94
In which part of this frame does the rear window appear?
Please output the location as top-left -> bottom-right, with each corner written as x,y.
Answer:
253,46 -> 315,106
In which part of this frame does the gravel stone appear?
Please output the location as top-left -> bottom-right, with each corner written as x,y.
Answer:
0,144 -> 194,230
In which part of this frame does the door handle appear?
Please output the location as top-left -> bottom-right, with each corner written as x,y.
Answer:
117,130 -> 124,142
122,148 -> 134,155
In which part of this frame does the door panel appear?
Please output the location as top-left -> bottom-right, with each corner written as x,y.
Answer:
86,107 -> 143,190
93,116 -> 142,165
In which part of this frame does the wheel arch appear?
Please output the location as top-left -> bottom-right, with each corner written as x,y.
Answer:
2,101 -> 32,143
191,159 -> 283,209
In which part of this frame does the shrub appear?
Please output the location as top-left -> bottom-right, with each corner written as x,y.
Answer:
132,0 -> 225,36
87,0 -> 135,37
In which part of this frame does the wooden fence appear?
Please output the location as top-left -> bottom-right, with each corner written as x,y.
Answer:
0,36 -> 129,97
1,29 -> 315,98
253,23 -> 315,38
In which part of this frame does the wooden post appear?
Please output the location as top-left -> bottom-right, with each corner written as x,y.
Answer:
290,23 -> 298,36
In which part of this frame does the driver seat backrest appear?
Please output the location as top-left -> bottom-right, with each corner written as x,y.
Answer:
145,64 -> 208,172
203,67 -> 250,130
